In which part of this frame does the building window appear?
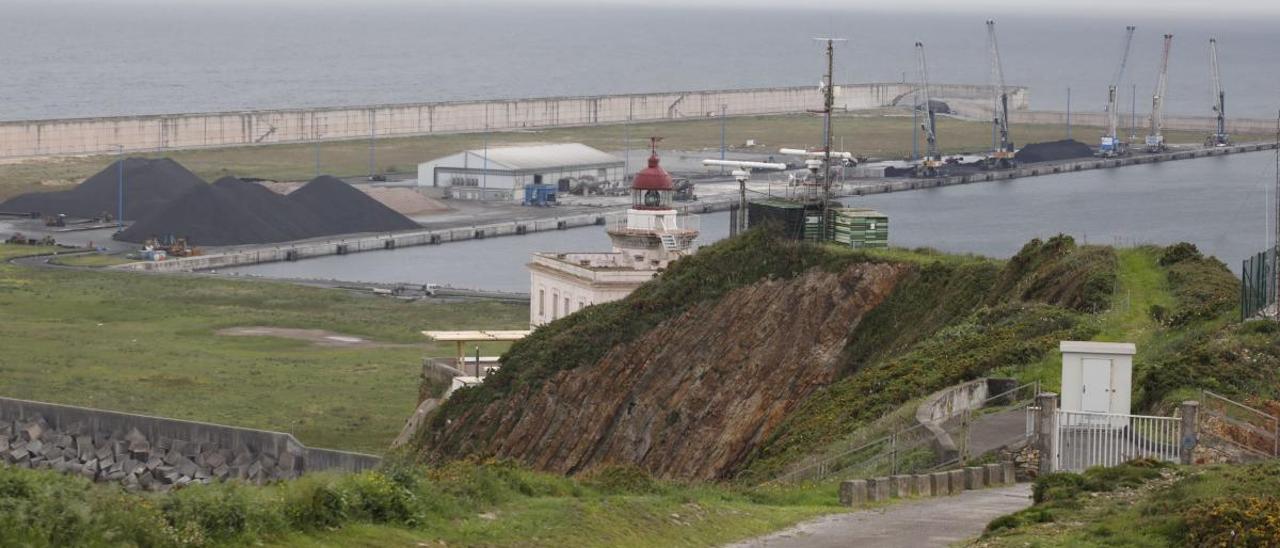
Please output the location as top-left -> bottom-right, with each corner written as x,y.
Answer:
538,289 -> 545,317
449,175 -> 480,187
564,297 -> 570,316
578,300 -> 584,311
552,290 -> 559,319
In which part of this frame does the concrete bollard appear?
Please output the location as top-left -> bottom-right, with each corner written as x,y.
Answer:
985,463 -> 1004,486
1002,462 -> 1017,484
913,474 -> 933,497
839,480 -> 868,507
930,471 -> 950,496
890,475 -> 913,498
1180,401 -> 1199,465
965,467 -> 986,490
948,469 -> 967,493
867,477 -> 892,502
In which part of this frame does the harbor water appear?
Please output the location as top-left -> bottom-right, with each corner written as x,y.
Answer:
225,151 -> 1277,292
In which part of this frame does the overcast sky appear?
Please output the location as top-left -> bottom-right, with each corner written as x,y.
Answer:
21,0 -> 1280,18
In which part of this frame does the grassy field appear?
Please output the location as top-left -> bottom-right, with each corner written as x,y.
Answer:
0,244 -> 525,453
0,111 -> 1258,201
47,251 -> 135,267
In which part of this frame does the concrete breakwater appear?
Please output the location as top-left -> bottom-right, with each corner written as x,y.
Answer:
112,141 -> 1278,274
0,83 -> 1023,159
0,396 -> 380,491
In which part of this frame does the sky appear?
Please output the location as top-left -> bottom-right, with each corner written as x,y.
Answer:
18,0 -> 1280,18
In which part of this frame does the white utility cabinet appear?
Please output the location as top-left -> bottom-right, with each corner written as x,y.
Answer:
1059,341 -> 1135,419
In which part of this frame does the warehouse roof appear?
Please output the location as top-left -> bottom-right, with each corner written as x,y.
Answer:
427,143 -> 623,172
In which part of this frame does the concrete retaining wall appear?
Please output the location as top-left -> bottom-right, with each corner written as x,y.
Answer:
1009,109 -> 1277,135
915,378 -> 1017,463
0,83 -> 1026,159
0,396 -> 380,483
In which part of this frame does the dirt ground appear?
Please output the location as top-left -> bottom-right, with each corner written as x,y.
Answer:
216,326 -> 415,348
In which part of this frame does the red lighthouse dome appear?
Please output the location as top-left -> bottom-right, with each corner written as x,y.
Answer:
632,152 -> 674,191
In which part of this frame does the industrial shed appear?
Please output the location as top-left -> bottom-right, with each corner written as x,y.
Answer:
416,143 -> 624,201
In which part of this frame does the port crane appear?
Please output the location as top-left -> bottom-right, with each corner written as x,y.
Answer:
914,41 -> 943,177
984,19 -> 1015,169
1145,34 -> 1173,153
1206,38 -> 1230,147
1098,26 -> 1136,158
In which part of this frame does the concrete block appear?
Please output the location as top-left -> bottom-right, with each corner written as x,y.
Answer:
1003,462 -> 1017,484
867,477 -> 891,501
22,423 -> 43,442
890,475 -> 912,498
948,469 -> 966,492
965,467 -> 985,490
985,463 -> 1004,486
930,472 -> 950,496
913,474 -> 933,497
839,480 -> 868,506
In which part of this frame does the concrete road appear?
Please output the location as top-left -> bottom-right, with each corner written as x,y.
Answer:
726,483 -> 1032,548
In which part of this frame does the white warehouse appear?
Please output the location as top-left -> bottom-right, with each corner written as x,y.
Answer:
416,143 -> 625,201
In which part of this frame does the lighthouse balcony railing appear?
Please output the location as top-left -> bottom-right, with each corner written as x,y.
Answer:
608,212 -> 700,235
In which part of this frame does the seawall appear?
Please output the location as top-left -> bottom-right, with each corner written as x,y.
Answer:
0,83 -> 1025,159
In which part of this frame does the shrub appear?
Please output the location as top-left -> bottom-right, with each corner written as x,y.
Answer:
1033,473 -> 1085,503
161,481 -> 283,544
278,474 -> 350,530
338,471 -> 421,524
1158,242 -> 1203,266
1183,496 -> 1280,547
584,464 -> 663,495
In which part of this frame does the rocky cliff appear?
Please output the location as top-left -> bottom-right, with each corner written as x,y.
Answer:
421,262 -> 908,479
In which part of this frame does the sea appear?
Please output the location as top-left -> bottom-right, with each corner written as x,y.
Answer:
2,3 -> 1278,121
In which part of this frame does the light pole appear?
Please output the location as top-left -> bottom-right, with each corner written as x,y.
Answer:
719,103 -> 727,175
1066,87 -> 1072,139
116,145 -> 124,230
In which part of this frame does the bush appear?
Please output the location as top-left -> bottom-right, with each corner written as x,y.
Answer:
338,471 -> 421,524
1033,472 -> 1085,503
1158,242 -> 1203,266
583,464 -> 663,495
278,474 -> 350,530
161,481 -> 283,544
1183,496 -> 1280,547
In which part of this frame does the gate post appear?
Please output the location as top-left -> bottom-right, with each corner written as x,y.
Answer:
1180,401 -> 1199,465
1035,392 -> 1059,475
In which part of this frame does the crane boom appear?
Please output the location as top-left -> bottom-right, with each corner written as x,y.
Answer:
1105,26 -> 1136,148
985,19 -> 1015,168
1207,37 -> 1229,146
1146,34 -> 1173,152
915,42 -> 939,162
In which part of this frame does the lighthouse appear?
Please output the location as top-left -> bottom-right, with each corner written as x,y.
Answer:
527,139 -> 700,327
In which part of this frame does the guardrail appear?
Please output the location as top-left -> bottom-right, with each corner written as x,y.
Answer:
1052,409 -> 1180,472
1200,389 -> 1279,460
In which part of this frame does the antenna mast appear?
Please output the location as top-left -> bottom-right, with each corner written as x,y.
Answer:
813,37 -> 846,241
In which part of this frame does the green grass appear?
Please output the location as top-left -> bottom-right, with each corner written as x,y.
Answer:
0,244 -> 525,452
46,251 -> 135,267
0,111 -> 1255,201
981,460 -> 1280,547
0,460 -> 839,548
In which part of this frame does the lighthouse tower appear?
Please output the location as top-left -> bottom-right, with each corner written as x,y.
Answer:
606,139 -> 700,266
527,138 -> 699,327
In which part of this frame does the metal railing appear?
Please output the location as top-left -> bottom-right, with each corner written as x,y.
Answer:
1200,389 -> 1279,460
761,381 -> 1038,485
1052,409 -> 1181,472
1241,246 -> 1277,321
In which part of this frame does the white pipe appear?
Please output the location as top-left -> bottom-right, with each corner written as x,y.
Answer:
779,148 -> 855,160
701,159 -> 787,170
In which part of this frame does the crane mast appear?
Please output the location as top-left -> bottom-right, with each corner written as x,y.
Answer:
1099,26 -> 1135,157
1207,38 -> 1230,147
1145,33 -> 1173,152
985,19 -> 1015,169
914,41 -> 942,177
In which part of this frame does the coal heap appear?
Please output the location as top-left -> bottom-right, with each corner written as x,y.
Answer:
0,158 -> 205,220
289,176 -> 419,234
117,175 -> 420,246
1014,139 -> 1094,164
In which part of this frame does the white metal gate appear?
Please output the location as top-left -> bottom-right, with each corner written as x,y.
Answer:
1053,409 -> 1181,472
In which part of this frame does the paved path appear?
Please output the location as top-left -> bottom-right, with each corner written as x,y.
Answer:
726,483 -> 1032,548
966,409 -> 1030,457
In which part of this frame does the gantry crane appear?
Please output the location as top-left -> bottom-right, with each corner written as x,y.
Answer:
1206,38 -> 1230,147
914,41 -> 943,177
1098,26 -> 1136,158
984,20 -> 1015,169
1145,34 -> 1173,153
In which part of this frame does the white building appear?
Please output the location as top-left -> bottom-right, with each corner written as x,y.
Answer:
416,143 -> 624,201
528,145 -> 698,327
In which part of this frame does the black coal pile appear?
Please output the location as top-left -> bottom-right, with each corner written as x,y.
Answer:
117,175 -> 420,246
0,158 -> 204,219
289,175 -> 419,234
1014,139 -> 1094,164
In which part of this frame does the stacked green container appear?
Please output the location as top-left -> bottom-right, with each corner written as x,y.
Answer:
826,207 -> 889,248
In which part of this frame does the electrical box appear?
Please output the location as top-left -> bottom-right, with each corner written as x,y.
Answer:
1059,341 -> 1135,419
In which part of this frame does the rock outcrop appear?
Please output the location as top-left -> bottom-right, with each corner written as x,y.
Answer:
423,262 -> 909,480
